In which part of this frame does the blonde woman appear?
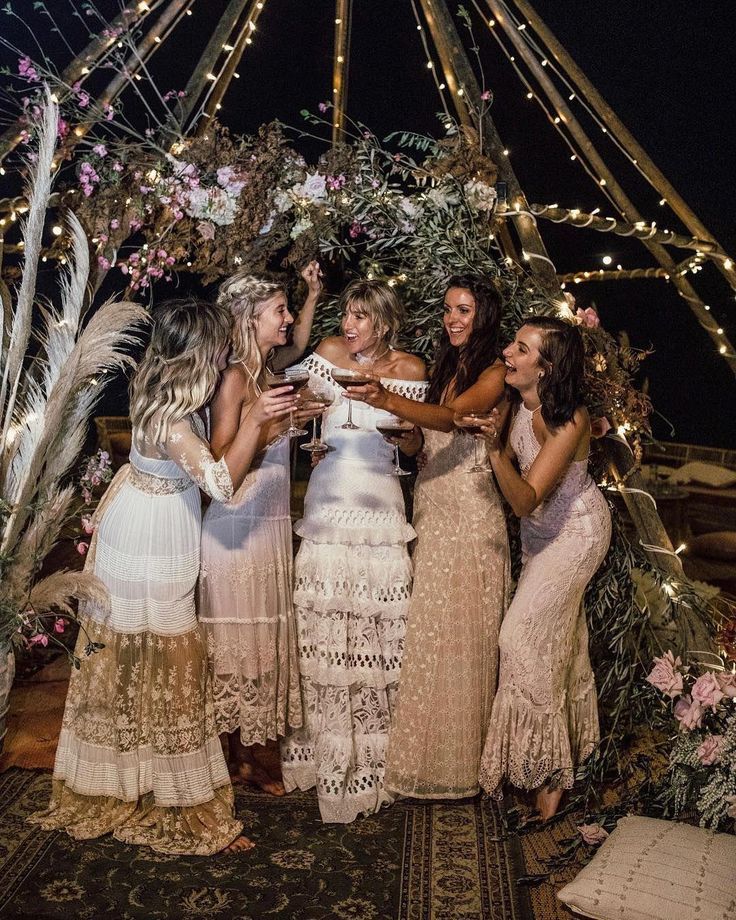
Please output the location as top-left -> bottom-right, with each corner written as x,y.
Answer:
30,298 -> 296,855
199,264 -> 322,795
280,279 -> 427,823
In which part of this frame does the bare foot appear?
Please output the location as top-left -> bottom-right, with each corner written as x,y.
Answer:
235,761 -> 286,796
220,835 -> 255,854
535,786 -> 564,821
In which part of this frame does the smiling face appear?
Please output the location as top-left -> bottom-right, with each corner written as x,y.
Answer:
341,301 -> 384,356
443,287 -> 477,348
502,324 -> 547,392
253,292 -> 293,350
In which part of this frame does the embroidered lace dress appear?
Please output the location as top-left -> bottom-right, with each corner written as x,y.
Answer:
280,352 -> 427,823
479,404 -> 611,795
199,435 -> 302,745
29,416 -> 243,856
384,426 -> 510,799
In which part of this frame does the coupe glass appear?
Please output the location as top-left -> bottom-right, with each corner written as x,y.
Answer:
329,367 -> 373,431
266,369 -> 311,437
376,416 -> 415,476
299,385 -> 335,453
454,412 -> 493,473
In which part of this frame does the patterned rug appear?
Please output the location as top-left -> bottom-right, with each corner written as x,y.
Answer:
0,770 -> 533,920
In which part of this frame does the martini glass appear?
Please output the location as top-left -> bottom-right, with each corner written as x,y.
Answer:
300,385 -> 335,453
267,369 -> 311,437
454,412 -> 494,473
330,367 -> 373,430
376,416 -> 415,476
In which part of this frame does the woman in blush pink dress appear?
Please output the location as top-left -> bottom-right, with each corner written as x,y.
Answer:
477,315 -> 611,820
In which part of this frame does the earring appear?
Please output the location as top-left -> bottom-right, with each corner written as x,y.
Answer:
538,372 -> 544,379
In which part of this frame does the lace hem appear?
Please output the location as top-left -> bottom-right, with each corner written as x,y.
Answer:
210,674 -> 303,745
478,684 -> 599,795
28,780 -> 242,856
294,515 -> 417,547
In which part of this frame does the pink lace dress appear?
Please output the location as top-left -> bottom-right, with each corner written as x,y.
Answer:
479,404 -> 611,795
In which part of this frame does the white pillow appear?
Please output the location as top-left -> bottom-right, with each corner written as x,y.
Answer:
668,461 -> 736,488
557,816 -> 736,920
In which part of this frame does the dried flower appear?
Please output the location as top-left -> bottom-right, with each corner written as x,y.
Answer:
645,650 -> 683,698
696,734 -> 723,766
691,672 -> 724,711
577,823 -> 609,845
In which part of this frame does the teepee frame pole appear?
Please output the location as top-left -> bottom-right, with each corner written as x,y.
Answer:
486,0 -> 736,377
331,0 -> 352,145
417,0 -> 560,297
507,0 -> 736,295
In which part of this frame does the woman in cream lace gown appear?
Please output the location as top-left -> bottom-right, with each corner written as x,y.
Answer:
280,279 -> 426,823
199,264 -> 322,794
477,316 -> 611,820
347,274 -> 509,800
29,298 -> 297,855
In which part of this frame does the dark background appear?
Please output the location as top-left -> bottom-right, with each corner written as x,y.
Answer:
1,0 -> 735,446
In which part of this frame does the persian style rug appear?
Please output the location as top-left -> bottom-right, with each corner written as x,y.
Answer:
0,769 -> 533,920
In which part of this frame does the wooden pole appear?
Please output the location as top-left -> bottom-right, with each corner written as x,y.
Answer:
176,0 -> 253,131
485,0 -> 736,377
417,0 -> 561,297
0,0 -> 157,163
559,267 -> 669,283
331,0 -> 353,145
506,0 -> 736,296
195,0 -> 268,134
528,204 -> 725,257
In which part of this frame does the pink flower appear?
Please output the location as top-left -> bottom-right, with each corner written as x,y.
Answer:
29,633 -> 49,647
77,541 -> 89,556
674,694 -> 704,731
591,416 -> 612,439
18,56 -> 39,82
480,89 -> 492,101
97,256 -> 111,271
197,221 -> 215,241
716,672 -> 736,699
696,734 -> 723,766
92,143 -> 107,157
577,823 -> 609,845
348,220 -> 364,239
54,618 -> 66,634
110,218 -> 120,230
691,672 -> 724,711
576,306 -> 600,328
77,90 -> 90,108
318,101 -> 329,113
111,161 -> 123,172
104,105 -> 115,121
645,650 -> 683,698
81,514 -> 95,535
57,117 -> 69,139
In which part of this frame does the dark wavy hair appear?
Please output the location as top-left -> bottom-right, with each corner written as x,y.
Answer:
516,315 -> 585,429
426,274 -> 502,404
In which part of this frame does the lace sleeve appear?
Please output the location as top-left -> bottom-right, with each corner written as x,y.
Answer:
164,417 -> 234,502
384,379 -> 429,402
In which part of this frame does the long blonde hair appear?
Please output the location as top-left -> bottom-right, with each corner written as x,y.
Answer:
217,271 -> 287,400
130,297 -> 231,444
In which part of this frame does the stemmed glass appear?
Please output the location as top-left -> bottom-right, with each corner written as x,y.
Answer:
300,384 -> 335,453
454,412 -> 493,473
376,415 -> 415,477
329,367 -> 373,431
267,368 -> 311,437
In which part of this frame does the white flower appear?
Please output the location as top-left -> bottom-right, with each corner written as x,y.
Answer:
399,196 -> 421,219
185,185 -> 238,225
292,172 -> 328,203
273,188 -> 294,214
464,178 -> 497,213
216,165 -> 246,195
425,185 -> 459,210
259,211 -> 276,235
290,215 -> 313,239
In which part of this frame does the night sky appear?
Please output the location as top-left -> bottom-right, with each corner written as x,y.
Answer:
1,0 -> 735,447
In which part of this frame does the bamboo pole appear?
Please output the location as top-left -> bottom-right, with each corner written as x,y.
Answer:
417,0 -> 561,297
528,204 -> 724,257
506,0 -> 736,296
195,0 -> 267,134
485,0 -> 736,376
331,0 -> 352,145
0,0 -> 161,163
176,0 -> 252,132
559,267 -> 669,283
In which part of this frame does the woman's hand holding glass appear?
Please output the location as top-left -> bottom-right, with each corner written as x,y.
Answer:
248,385 -> 298,428
478,408 -> 503,456
299,382 -> 335,453
344,376 -> 390,411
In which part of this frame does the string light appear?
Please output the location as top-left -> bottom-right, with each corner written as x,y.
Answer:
51,225 -> 63,236
602,255 -> 612,265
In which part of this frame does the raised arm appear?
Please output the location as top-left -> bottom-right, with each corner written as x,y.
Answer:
349,361 -> 507,432
271,260 -> 323,370
484,407 -> 590,517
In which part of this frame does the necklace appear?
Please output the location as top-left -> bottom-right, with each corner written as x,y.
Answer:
354,344 -> 390,368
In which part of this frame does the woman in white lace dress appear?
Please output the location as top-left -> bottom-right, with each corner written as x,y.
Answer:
280,279 -> 427,823
348,274 -> 509,800
477,316 -> 611,820
30,298 -> 297,855
199,264 -> 322,795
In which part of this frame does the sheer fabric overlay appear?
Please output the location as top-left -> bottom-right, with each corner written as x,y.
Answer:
29,416 -> 243,855
199,435 -> 303,745
280,353 -> 427,823
479,405 -> 611,796
384,426 -> 510,799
